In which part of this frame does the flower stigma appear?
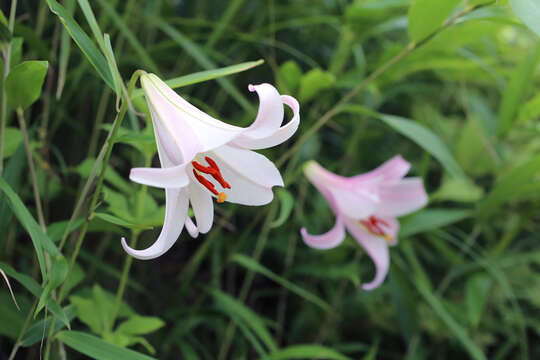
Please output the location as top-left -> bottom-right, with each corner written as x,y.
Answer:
192,156 -> 231,203
360,216 -> 392,243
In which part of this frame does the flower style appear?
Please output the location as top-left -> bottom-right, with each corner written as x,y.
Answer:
122,73 -> 300,260
300,156 -> 428,290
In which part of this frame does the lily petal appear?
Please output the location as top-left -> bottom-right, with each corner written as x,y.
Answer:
210,145 -> 282,205
352,155 -> 411,183
233,95 -> 300,150
344,218 -> 390,291
377,178 -> 428,217
129,163 -> 190,188
188,181 -> 214,234
142,74 -> 243,156
304,161 -> 378,220
184,217 -> 199,238
241,83 -> 284,139
301,215 -> 346,250
122,188 -> 189,260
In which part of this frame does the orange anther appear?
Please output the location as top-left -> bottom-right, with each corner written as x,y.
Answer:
217,192 -> 227,203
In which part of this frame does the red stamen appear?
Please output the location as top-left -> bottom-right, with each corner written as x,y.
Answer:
204,156 -> 231,189
360,216 -> 387,236
192,169 -> 218,195
192,157 -> 231,189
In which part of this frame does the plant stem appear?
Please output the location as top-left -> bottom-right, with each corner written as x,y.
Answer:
16,108 -> 46,231
0,0 -> 18,174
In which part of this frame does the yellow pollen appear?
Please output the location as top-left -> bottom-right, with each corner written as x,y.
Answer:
384,234 -> 392,243
217,192 -> 227,203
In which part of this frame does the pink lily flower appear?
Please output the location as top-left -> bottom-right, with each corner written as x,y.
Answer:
300,156 -> 428,290
122,73 -> 300,260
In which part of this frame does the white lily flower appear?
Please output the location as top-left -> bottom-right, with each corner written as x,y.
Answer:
121,73 -> 300,260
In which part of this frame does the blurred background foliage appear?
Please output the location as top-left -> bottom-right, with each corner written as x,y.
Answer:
0,0 -> 540,359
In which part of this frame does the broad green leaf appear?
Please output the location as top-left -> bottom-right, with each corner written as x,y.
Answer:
262,345 -> 351,360
299,68 -> 335,102
116,316 -> 165,336
431,177 -> 484,203
400,209 -> 472,237
131,60 -> 264,99
209,288 -> 277,352
477,155 -> 540,217
510,0 -> 540,37
466,273 -> 492,328
93,212 -> 153,230
497,44 -> 540,135
46,0 -> 115,89
231,254 -> 329,310
270,189 -> 294,228
57,331 -> 157,360
5,61 -> 48,110
408,0 -> 461,42
3,127 -> 23,159
277,60 -> 303,93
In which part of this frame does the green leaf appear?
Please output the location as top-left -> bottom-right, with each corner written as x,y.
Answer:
299,68 -> 335,102
270,189 -> 294,228
408,0 -> 461,42
277,60 -> 303,93
400,209 -> 472,237
477,155 -> 540,217
3,127 -> 23,159
116,316 -> 165,336
93,212 -> 153,230
262,345 -> 352,360
57,331 -> 157,360
496,43 -> 540,135
431,177 -> 484,203
231,254 -> 329,310
21,305 -> 77,347
209,288 -> 277,352
46,0 -> 114,89
0,176 -> 59,280
466,273 -> 492,328
131,60 -> 264,99
510,0 -> 540,37
5,61 -> 48,110
343,106 -> 466,179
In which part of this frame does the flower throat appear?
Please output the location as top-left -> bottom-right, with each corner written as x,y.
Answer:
192,156 -> 230,203
360,216 -> 392,243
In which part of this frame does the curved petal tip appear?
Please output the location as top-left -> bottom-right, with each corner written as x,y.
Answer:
248,84 -> 256,92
